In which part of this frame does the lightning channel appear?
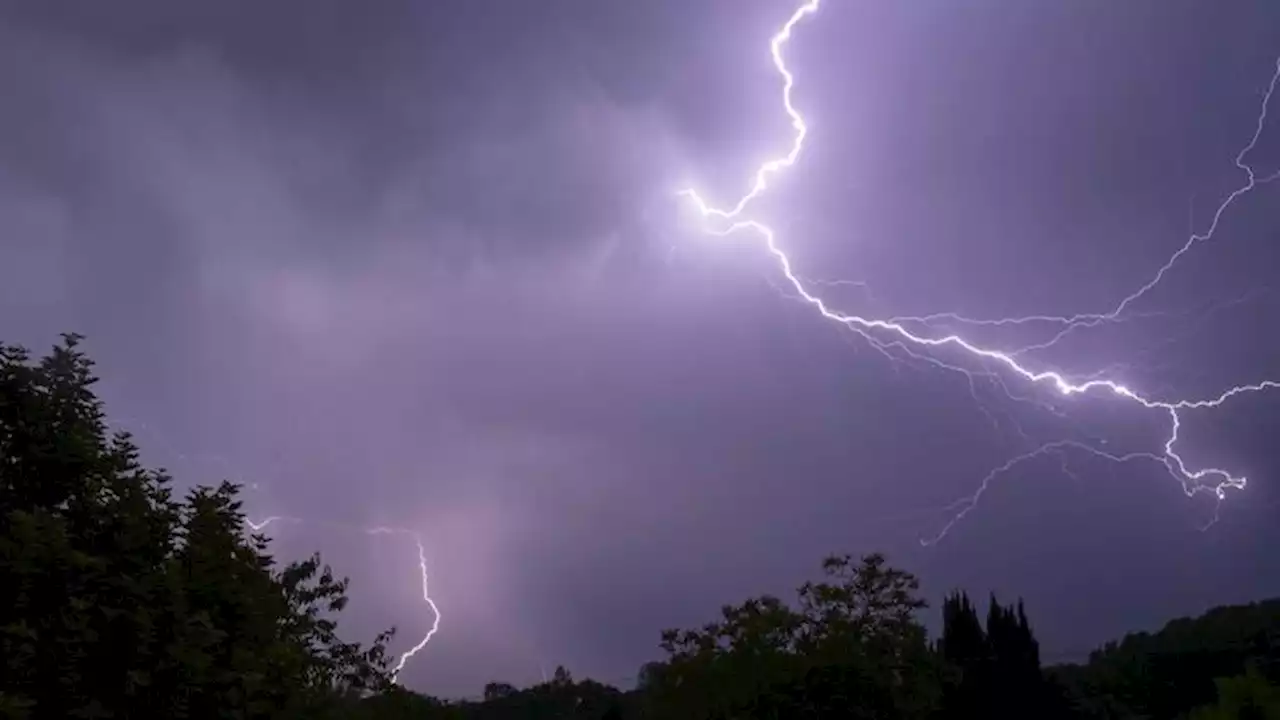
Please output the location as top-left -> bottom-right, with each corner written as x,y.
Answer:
367,526 -> 441,679
679,0 -> 1280,542
247,516 -> 441,683
886,60 -> 1280,354
106,382 -> 442,683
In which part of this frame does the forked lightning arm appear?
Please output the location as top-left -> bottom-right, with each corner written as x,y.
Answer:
679,0 -> 1280,543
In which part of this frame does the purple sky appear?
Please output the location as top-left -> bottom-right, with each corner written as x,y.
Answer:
3,0 -> 1280,698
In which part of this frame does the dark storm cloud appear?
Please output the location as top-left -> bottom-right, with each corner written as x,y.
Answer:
4,0 -> 1280,697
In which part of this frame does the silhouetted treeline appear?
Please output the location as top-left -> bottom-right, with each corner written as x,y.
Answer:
1,336 -> 397,718
359,582 -> 1280,720
3,336 -> 1280,719
1052,597 -> 1280,718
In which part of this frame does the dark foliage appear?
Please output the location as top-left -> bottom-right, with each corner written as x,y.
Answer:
937,591 -> 1062,718
4,335 -> 1280,719
1053,598 -> 1280,719
0,336 -> 395,719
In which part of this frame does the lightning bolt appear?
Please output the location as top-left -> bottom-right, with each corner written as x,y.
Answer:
366,526 -> 440,679
247,516 -> 441,683
680,0 -> 1280,543
104,322 -> 442,685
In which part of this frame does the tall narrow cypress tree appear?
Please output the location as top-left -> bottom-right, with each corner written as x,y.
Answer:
940,592 -> 1053,718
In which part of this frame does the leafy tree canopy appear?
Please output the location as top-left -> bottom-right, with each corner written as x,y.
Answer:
8,335 -> 1280,720
0,335 -> 395,719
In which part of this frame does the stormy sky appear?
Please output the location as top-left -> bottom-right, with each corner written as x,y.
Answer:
3,0 -> 1280,698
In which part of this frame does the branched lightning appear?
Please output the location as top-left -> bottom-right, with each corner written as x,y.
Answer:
680,0 -> 1280,543
246,515 -> 441,683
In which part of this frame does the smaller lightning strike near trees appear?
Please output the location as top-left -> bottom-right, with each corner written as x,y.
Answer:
680,0 -> 1280,543
95,409 -> 445,683
246,516 -> 441,683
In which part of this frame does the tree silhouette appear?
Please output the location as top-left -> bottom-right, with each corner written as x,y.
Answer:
649,552 -> 941,719
11,334 -> 1280,720
936,590 -> 1061,718
0,335 -> 394,718
1056,598 -> 1280,718
1190,667 -> 1280,720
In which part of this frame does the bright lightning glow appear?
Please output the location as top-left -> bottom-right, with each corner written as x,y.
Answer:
367,526 -> 441,679
680,0 -> 1280,543
247,516 -> 441,683
245,515 -> 294,532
